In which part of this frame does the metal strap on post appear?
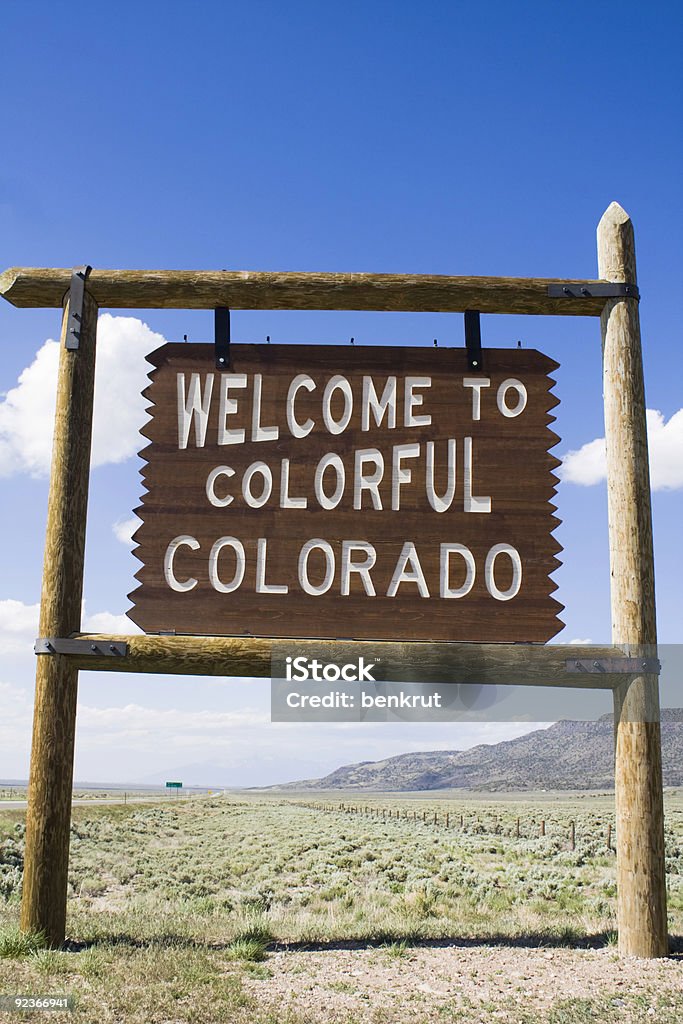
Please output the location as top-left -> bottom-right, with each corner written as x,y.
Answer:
65,266 -> 93,350
35,638 -> 128,657
215,307 -> 230,368
464,310 -> 483,370
566,656 -> 660,675
548,282 -> 639,300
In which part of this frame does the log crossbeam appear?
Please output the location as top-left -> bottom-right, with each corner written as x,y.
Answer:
1,266 -> 624,316
68,634 -> 627,688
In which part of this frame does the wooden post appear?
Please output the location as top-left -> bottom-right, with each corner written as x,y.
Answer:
516,817 -> 520,839
598,201 -> 668,958
570,821 -> 575,851
20,287 -> 98,946
540,820 -> 545,837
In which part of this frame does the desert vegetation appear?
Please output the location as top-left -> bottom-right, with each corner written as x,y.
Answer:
1,793 -> 682,1022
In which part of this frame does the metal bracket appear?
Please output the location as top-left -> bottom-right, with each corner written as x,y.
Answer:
35,637 -> 129,657
548,282 -> 640,301
464,310 -> 483,371
566,657 -> 660,675
65,266 -> 93,350
215,307 -> 230,369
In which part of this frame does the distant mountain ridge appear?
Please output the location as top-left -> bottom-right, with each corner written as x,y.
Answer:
274,710 -> 683,792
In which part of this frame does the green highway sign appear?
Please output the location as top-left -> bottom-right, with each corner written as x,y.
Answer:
165,781 -> 182,788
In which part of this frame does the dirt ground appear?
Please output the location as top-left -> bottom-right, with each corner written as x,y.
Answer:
242,943 -> 683,1023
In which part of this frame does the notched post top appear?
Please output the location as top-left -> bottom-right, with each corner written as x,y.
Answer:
597,202 -> 638,283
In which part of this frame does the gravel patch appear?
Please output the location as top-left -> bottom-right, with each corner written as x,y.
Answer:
241,944 -> 683,1022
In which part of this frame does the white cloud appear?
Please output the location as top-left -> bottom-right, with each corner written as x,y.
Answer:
561,408 -> 683,490
82,610 -> 140,634
113,515 -> 141,547
568,638 -> 593,645
0,314 -> 165,478
0,599 -> 39,654
77,702 -> 269,741
0,682 -> 32,775
561,437 -> 606,487
0,597 -> 138,656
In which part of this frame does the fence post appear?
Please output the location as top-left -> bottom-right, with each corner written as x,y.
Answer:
598,202 -> 668,958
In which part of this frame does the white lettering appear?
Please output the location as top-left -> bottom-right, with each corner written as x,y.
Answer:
497,378 -> 527,418
217,374 -> 247,445
251,374 -> 279,441
314,453 -> 346,510
242,461 -> 273,508
256,538 -> 288,594
298,539 -> 335,596
362,376 -> 397,431
340,541 -> 377,596
205,465 -> 235,507
463,377 -> 491,421
286,374 -> 316,438
177,373 -> 214,449
404,376 -> 432,427
426,439 -> 456,513
440,543 -> 476,598
392,443 -> 420,511
353,448 -> 384,510
279,458 -> 307,509
387,541 -> 430,598
463,436 -> 491,513
322,375 -> 353,435
164,535 -> 199,592
208,536 -> 245,593
485,543 -> 522,600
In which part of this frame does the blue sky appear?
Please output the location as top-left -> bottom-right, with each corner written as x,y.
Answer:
1,1 -> 681,785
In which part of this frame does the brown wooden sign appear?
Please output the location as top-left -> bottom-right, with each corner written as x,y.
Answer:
128,343 -> 563,642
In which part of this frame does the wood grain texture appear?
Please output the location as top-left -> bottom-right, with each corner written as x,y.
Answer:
74,633 -> 624,688
128,344 -> 563,643
1,266 -> 611,315
20,291 -> 98,947
598,201 -> 668,958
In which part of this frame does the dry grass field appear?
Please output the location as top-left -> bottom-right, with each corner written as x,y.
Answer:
1,793 -> 682,1023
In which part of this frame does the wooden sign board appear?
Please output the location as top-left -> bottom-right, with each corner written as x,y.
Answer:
128,344 -> 563,642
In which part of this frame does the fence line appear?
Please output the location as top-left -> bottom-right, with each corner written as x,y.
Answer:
296,800 -> 616,850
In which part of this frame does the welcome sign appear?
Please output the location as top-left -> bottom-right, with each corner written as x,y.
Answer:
128,343 -> 563,642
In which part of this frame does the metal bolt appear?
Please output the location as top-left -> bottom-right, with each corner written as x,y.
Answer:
575,661 -> 582,669
581,287 -> 589,296
593,661 -> 600,669
563,287 -> 570,294
110,645 -> 116,652
91,644 -> 97,651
